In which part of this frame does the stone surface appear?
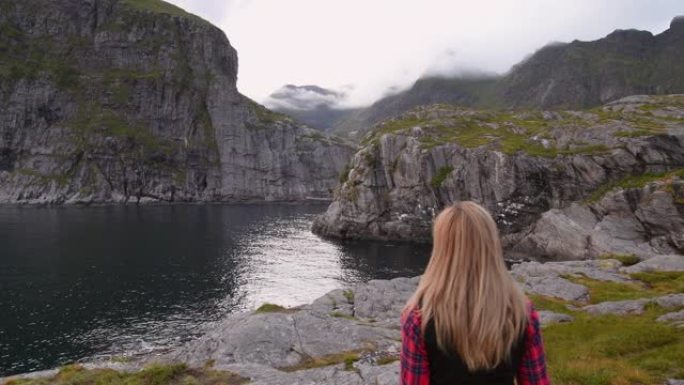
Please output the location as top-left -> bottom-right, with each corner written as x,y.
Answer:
537,311 -> 574,325
625,255 -> 684,273
582,299 -> 650,315
582,293 -> 684,315
657,309 -> 684,323
0,0 -> 354,204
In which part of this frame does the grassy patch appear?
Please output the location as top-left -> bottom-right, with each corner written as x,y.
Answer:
564,276 -> 651,304
431,166 -> 454,189
342,290 -> 355,303
255,303 -> 289,313
599,253 -> 640,266
362,107 -> 611,157
279,351 -> 364,373
330,311 -> 356,320
529,270 -> 684,384
120,0 -> 206,22
375,355 -> 399,366
543,308 -> 684,385
586,169 -> 684,203
3,364 -> 248,385
630,272 -> 684,294
246,99 -> 289,127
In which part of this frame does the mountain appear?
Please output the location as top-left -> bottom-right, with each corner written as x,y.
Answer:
314,94 -> 684,260
265,84 -> 359,131
0,0 -> 353,204
332,76 -> 499,140
333,16 -> 684,140
501,16 -> 684,108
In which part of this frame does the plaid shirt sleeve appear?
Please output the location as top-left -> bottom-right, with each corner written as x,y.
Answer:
517,302 -> 551,385
400,308 -> 430,385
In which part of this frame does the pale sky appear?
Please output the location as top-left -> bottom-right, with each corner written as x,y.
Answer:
170,0 -> 683,107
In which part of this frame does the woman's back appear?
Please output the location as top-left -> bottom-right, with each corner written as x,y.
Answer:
400,201 -> 550,385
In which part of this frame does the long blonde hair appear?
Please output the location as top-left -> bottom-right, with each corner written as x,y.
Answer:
405,201 -> 528,371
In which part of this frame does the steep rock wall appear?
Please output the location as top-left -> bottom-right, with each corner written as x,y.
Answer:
0,0 -> 353,203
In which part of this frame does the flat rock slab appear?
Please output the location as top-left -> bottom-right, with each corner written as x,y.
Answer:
583,298 -> 650,315
538,311 -> 575,325
625,255 -> 684,273
353,277 -> 420,322
657,309 -> 684,323
171,310 -> 399,368
582,293 -> 684,315
515,275 -> 590,303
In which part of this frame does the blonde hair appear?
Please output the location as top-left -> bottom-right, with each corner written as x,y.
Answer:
405,201 -> 528,371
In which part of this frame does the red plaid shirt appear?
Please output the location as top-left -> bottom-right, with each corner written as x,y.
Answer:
400,302 -> 550,385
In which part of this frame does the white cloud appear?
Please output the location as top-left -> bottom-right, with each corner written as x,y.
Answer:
168,0 -> 683,107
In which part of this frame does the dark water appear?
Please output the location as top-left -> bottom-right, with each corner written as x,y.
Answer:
0,204 -> 430,376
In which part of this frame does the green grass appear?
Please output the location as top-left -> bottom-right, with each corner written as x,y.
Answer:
630,272 -> 684,294
543,309 -> 684,385
254,303 -> 288,313
529,271 -> 684,384
586,169 -> 684,203
279,351 -> 364,372
330,311 -> 356,320
375,355 -> 400,366
564,276 -> 651,304
362,107 -> 612,158
121,0 -> 205,21
342,290 -> 355,303
3,364 -> 248,385
246,99 -> 289,127
13,168 -> 71,188
431,166 -> 454,188
599,253 -> 640,266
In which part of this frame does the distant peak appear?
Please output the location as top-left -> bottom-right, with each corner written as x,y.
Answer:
672,15 -> 684,29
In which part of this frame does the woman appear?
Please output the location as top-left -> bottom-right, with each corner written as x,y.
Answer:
401,201 -> 549,385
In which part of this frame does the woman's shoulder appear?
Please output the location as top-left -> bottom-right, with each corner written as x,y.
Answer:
401,305 -> 422,326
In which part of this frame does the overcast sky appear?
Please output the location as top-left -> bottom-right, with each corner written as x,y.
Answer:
170,0 -> 682,107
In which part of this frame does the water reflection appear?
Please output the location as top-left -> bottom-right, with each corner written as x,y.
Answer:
0,204 -> 430,376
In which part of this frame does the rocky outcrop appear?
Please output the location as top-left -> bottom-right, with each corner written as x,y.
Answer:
314,95 -> 684,261
0,0 -> 353,204
4,258 -> 684,384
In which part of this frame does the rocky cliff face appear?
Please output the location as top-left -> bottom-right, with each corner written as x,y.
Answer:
0,0 -> 353,204
314,95 -> 684,261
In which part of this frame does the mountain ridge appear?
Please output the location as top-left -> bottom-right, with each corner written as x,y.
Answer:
328,16 -> 684,140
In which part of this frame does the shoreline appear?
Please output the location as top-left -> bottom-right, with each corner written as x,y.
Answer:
3,255 -> 683,385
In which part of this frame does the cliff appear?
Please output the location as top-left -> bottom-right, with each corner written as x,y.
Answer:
314,95 -> 684,261
0,0 -> 354,204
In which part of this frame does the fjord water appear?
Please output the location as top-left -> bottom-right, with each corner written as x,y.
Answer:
0,204 -> 430,376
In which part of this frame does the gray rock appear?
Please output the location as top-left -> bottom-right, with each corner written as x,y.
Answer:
582,299 -> 650,315
666,379 -> 684,385
516,275 -> 590,303
538,311 -> 574,325
353,276 -> 420,322
172,309 -> 399,369
653,294 -> 684,309
656,309 -> 684,323
582,293 -> 684,315
625,255 -> 684,273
